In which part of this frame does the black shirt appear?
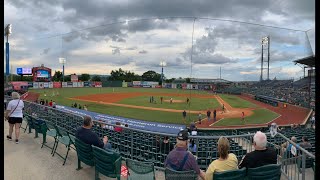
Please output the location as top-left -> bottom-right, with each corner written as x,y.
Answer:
238,147 -> 277,169
207,111 -> 211,116
183,111 -> 186,117
75,127 -> 104,148
161,141 -> 175,154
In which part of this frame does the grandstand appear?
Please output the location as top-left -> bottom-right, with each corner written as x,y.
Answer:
4,98 -> 313,179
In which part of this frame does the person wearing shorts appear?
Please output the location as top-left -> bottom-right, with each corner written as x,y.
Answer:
5,92 -> 24,144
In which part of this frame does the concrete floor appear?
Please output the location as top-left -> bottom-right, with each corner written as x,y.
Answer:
4,120 -> 314,180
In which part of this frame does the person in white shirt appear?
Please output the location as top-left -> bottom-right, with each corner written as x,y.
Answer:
5,92 -> 24,144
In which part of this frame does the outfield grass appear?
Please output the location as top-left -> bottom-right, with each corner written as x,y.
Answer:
219,94 -> 257,108
212,108 -> 279,126
30,88 -> 213,124
118,95 -> 220,110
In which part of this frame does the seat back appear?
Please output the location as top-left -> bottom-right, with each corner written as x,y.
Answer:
92,146 -> 122,179
126,159 -> 155,180
247,164 -> 281,180
74,138 -> 94,166
214,168 -> 246,180
164,168 -> 197,180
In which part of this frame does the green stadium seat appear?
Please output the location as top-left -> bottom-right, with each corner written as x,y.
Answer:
51,125 -> 75,165
41,121 -> 58,154
92,146 -> 122,180
247,164 -> 281,180
126,159 -> 155,180
164,168 -> 198,180
214,168 -> 246,180
74,137 -> 94,170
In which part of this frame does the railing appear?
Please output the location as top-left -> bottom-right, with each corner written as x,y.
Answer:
22,100 -> 315,179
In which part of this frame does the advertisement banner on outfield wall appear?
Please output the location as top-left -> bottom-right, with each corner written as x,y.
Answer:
122,81 -> 128,87
39,82 -> 44,89
11,81 -> 28,90
73,82 -> 78,87
132,81 -> 141,86
187,84 -> 192,89
84,81 -> 91,87
33,82 -> 39,89
127,82 -> 133,87
49,82 -> 53,88
165,83 -> 172,88
43,82 -> 49,88
93,81 -> 102,87
172,83 -> 177,89
27,82 -> 33,87
193,84 -> 198,89
53,82 -> 62,88
182,83 -> 187,89
62,82 -> 68,88
67,82 -> 73,87
78,82 -> 84,87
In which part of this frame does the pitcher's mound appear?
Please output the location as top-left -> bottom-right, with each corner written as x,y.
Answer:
164,99 -> 185,103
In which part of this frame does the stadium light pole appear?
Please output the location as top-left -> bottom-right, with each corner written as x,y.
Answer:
160,61 -> 166,87
4,24 -> 12,83
59,58 -> 66,82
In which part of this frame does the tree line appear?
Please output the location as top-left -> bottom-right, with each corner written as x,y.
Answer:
7,68 -> 184,83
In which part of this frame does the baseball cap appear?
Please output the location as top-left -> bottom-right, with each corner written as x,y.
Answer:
177,130 -> 189,141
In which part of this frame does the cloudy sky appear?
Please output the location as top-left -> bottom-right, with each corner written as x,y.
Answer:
4,0 -> 315,81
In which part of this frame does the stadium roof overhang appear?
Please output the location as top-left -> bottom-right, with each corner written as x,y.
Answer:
293,55 -> 315,67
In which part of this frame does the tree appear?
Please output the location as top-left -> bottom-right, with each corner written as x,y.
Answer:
108,68 -> 141,81
52,71 -> 63,82
165,78 -> 176,83
186,78 -> 191,83
91,75 -> 101,81
79,73 -> 90,81
141,70 -> 162,82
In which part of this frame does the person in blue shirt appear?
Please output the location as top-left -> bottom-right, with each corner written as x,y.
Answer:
76,116 -> 112,150
188,139 -> 197,153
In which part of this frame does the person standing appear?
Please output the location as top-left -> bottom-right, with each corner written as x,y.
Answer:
182,110 -> 187,121
160,97 -> 163,104
151,96 -> 154,103
198,112 -> 202,124
150,96 -> 152,103
207,110 -> 211,122
187,98 -> 189,104
213,109 -> 217,122
221,104 -> 225,114
5,92 -> 24,144
83,105 -> 88,111
241,112 -> 245,123
49,100 -> 53,107
170,97 -> 173,104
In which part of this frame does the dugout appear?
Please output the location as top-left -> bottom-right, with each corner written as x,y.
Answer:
254,95 -> 286,107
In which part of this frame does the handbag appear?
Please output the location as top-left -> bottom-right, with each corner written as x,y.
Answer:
5,99 -> 20,121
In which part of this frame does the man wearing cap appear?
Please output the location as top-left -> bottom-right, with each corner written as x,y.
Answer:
164,130 -> 205,180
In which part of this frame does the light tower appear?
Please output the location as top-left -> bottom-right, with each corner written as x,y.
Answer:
260,36 -> 270,81
160,61 -> 166,87
4,24 -> 12,83
59,58 -> 66,82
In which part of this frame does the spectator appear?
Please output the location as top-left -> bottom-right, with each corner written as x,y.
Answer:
161,136 -> 174,154
310,115 -> 315,127
52,101 -> 56,108
188,139 -> 197,153
239,131 -> 277,169
205,137 -> 238,180
124,124 -> 128,128
78,104 -> 82,109
5,92 -> 24,144
75,116 -> 111,150
83,105 -> 88,111
114,122 -> 123,132
164,130 -> 205,180
49,100 -> 53,107
299,137 -> 312,149
45,100 -> 48,106
154,136 -> 161,152
74,102 -> 77,108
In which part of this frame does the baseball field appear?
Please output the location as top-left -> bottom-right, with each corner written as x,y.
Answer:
29,87 -> 280,127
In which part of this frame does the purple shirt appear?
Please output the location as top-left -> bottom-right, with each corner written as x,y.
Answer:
164,147 -> 200,174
